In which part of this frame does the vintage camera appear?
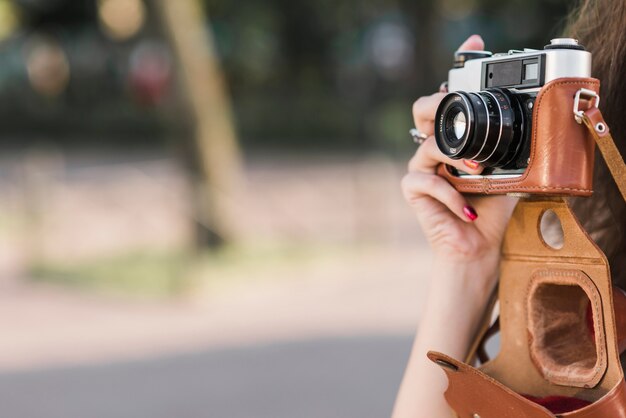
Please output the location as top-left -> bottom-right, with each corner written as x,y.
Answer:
434,39 -> 594,188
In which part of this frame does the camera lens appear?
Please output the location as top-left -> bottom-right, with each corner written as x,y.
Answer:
434,89 -> 526,168
451,111 -> 466,139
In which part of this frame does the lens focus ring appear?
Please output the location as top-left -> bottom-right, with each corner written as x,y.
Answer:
434,92 -> 474,158
434,88 -> 526,168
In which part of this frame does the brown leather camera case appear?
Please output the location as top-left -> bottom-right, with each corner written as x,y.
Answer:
425,86 -> 626,418
436,78 -> 600,196
428,197 -> 626,417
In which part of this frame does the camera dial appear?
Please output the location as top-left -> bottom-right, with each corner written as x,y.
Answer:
453,50 -> 492,68
544,38 -> 585,50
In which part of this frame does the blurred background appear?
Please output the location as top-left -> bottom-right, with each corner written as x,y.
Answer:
0,0 -> 573,416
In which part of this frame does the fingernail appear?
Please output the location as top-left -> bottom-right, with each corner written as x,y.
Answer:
463,205 -> 478,221
463,160 -> 480,169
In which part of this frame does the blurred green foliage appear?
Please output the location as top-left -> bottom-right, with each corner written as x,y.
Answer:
30,250 -> 192,298
206,0 -> 572,154
0,0 -> 174,146
0,0 -> 574,151
30,243 -> 363,298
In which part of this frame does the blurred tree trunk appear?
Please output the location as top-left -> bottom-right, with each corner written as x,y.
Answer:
155,0 -> 243,248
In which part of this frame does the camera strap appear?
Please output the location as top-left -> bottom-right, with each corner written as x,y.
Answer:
578,104 -> 626,202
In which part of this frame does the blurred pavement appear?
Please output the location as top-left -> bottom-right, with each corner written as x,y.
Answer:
0,335 -> 413,418
0,244 -> 430,417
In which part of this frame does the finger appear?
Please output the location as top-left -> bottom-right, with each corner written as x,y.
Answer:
412,92 -> 447,136
412,35 -> 485,139
401,172 -> 477,222
408,136 -> 484,175
468,195 -> 517,244
458,34 -> 484,51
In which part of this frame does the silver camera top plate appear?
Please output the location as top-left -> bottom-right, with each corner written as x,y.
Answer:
448,39 -> 591,93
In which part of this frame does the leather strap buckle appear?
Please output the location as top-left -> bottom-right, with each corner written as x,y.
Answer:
573,88 -> 600,124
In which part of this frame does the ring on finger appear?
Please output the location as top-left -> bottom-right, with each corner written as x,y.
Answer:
409,128 -> 429,146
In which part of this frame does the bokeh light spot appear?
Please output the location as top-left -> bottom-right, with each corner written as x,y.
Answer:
0,0 -> 18,42
98,0 -> 146,41
25,37 -> 70,97
437,0 -> 477,21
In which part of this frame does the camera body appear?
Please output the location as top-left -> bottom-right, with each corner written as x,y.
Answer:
434,39 -> 598,196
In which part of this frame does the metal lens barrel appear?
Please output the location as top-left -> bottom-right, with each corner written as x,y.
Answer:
434,89 -> 526,168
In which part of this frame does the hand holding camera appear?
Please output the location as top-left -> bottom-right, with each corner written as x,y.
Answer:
403,34 -> 599,262
402,35 -> 517,270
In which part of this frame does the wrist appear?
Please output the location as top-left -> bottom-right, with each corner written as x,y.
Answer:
429,254 -> 499,300
417,255 -> 500,359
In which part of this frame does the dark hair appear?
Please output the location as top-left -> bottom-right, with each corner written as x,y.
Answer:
565,0 -> 626,289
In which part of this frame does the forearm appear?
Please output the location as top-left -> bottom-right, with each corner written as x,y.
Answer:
391,256 -> 498,418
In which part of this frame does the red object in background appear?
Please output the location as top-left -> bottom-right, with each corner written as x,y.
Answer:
522,394 -> 592,414
128,41 -> 172,106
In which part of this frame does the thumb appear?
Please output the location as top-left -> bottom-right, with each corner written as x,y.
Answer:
457,34 -> 484,51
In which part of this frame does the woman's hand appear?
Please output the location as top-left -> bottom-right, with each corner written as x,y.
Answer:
393,37 -> 519,418
402,35 -> 517,274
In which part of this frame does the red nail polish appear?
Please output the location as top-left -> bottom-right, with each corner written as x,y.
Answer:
463,160 -> 480,169
463,205 -> 478,221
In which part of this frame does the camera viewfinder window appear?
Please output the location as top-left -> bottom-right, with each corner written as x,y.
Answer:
524,63 -> 539,81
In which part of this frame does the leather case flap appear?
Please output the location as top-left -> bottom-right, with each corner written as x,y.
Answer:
428,352 -> 626,418
564,380 -> 626,417
427,351 -> 554,418
429,199 -> 626,416
487,198 -> 624,397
